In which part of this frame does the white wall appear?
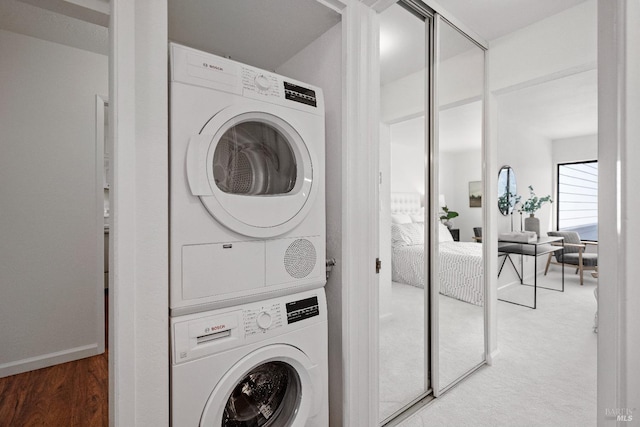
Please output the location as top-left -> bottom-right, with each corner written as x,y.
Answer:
439,149 -> 483,242
489,0 -> 597,92
0,29 -> 107,377
552,133 -> 598,164
276,22 -> 344,426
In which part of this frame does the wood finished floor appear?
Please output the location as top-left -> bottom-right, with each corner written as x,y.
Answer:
0,352 -> 108,427
0,291 -> 108,426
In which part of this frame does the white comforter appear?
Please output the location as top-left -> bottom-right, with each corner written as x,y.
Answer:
392,241 -> 484,306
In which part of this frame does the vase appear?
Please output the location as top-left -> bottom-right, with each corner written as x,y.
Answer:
524,214 -> 540,238
443,220 -> 453,230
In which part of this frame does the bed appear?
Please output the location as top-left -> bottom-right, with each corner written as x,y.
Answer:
390,193 -> 484,306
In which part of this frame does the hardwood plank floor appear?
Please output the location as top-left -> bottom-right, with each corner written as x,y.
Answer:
0,352 -> 108,427
0,291 -> 109,427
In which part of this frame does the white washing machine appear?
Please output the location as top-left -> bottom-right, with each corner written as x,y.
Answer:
171,288 -> 328,426
169,43 -> 326,316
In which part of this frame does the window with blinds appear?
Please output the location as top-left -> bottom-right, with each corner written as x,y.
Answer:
557,160 -> 598,241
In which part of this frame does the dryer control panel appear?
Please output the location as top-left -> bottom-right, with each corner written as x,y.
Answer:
172,289 -> 326,364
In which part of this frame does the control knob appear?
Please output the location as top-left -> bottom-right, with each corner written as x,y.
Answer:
256,311 -> 273,330
254,75 -> 271,91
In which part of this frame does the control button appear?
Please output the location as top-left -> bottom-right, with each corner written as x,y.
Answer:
256,312 -> 273,330
254,75 -> 271,91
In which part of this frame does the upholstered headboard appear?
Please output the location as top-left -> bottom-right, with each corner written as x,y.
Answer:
390,192 -> 422,214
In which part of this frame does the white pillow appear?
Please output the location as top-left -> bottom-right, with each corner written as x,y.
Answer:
410,214 -> 424,223
438,222 -> 454,242
391,222 -> 424,247
391,213 -> 411,224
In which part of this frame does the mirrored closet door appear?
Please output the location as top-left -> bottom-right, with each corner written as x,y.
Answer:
432,15 -> 486,394
378,1 -> 487,423
378,2 -> 431,423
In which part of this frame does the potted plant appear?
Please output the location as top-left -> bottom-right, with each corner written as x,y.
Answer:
439,206 -> 459,230
519,185 -> 552,237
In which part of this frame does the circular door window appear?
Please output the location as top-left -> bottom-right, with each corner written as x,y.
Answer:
193,107 -> 318,238
199,345 -> 318,427
213,121 -> 297,196
222,361 -> 300,426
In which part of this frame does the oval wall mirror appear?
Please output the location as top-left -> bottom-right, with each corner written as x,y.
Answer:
498,166 -> 517,215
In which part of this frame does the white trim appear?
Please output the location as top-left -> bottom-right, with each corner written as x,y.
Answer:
597,1 -> 640,424
341,1 -> 380,425
430,13 -> 442,397
110,0 -> 136,424
0,344 -> 102,378
94,94 -> 107,355
410,0 -> 488,49
486,348 -> 501,366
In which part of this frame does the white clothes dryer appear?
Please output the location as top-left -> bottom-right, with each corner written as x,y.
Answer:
171,288 -> 328,427
169,43 -> 326,315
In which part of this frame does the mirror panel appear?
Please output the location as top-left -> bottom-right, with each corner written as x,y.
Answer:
498,165 -> 517,216
433,16 -> 486,392
378,2 -> 429,422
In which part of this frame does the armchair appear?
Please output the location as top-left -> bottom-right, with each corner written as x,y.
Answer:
544,230 -> 598,285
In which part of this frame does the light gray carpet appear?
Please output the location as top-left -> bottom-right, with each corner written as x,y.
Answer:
379,284 -> 485,421
398,269 -> 597,426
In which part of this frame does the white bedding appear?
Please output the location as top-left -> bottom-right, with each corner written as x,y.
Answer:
391,241 -> 484,306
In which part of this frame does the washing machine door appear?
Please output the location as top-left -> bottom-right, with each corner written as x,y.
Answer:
187,103 -> 318,238
200,344 -> 321,427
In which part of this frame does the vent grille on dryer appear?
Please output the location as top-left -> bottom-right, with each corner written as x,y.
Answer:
284,239 -> 317,279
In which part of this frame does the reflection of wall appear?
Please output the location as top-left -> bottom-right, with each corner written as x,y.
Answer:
439,149 -> 482,242
389,118 -> 425,198
390,143 -> 425,196
381,47 -> 483,123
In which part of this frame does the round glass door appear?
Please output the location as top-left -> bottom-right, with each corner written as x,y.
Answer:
213,121 -> 298,196
223,361 -> 301,427
192,107 -> 317,237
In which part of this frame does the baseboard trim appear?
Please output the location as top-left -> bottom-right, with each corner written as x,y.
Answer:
487,348 -> 501,365
0,344 -> 101,378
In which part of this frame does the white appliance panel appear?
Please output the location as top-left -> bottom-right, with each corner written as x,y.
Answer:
181,241 -> 265,300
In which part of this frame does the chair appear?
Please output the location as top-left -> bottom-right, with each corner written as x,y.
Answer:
544,231 -> 598,285
472,227 -> 482,243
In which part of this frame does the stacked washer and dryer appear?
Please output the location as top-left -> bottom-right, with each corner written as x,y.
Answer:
169,43 -> 328,426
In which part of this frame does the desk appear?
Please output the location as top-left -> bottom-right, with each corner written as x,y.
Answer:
498,236 -> 565,309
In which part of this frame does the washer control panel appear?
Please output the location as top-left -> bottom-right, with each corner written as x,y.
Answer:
286,296 -> 319,324
243,301 -> 284,336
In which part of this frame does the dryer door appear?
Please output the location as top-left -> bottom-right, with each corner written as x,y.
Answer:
200,344 -> 321,427
187,103 -> 318,238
